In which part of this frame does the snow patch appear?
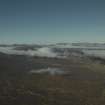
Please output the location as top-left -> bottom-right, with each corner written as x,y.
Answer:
30,67 -> 67,75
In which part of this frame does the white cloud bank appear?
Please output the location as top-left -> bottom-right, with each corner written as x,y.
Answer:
0,47 -> 58,57
0,46 -> 105,58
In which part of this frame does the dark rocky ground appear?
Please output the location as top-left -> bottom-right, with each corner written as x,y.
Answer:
0,52 -> 105,105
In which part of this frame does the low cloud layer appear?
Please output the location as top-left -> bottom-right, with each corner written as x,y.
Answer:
0,45 -> 105,59
0,47 -> 58,58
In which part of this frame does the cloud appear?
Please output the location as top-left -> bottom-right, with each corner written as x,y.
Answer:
0,47 -> 58,58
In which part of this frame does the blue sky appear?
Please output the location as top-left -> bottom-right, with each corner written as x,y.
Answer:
0,0 -> 105,44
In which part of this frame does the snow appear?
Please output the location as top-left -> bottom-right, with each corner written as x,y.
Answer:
30,67 -> 67,75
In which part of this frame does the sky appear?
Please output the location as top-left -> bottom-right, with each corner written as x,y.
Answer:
0,0 -> 105,44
